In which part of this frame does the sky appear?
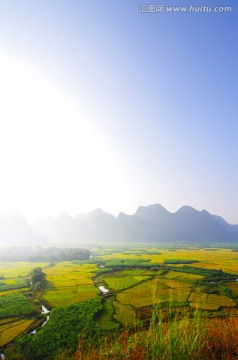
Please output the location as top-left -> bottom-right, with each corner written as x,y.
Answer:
0,0 -> 237,223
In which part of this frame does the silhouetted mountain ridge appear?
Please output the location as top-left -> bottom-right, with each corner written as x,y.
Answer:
0,204 -> 237,245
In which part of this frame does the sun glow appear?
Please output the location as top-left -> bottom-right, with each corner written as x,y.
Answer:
0,55 -> 129,220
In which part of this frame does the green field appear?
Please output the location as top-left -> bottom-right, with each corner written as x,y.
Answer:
113,301 -> 137,326
97,299 -> 119,330
103,269 -> 151,291
0,293 -> 35,319
189,291 -> 236,310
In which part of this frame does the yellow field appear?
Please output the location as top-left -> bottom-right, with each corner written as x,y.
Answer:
0,318 -> 18,326
0,262 -> 49,278
44,287 -> 97,307
0,289 -> 28,297
160,271 -> 203,282
43,262 -> 98,306
100,248 -> 238,274
105,274 -> 151,291
0,319 -> 34,346
117,278 -> 191,308
227,281 -> 238,295
189,291 -> 236,310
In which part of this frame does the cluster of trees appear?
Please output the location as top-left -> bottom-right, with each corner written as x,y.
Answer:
0,293 -> 35,319
0,246 -> 91,262
163,259 -> 199,265
30,268 -> 46,291
28,247 -> 91,262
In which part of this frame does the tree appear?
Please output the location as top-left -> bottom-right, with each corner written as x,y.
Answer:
30,268 -> 45,289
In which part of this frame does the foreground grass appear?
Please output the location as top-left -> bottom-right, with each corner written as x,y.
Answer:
58,313 -> 238,360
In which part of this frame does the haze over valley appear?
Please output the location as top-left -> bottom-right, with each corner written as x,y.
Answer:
0,204 -> 238,248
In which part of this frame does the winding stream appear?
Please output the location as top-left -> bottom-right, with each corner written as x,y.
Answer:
31,305 -> 51,334
41,305 -> 50,315
42,315 -> 50,327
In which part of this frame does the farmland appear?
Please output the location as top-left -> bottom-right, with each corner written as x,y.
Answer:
1,246 -> 238,359
0,319 -> 34,347
188,291 -> 236,310
99,247 -> 238,274
116,277 -> 191,308
42,262 -> 98,306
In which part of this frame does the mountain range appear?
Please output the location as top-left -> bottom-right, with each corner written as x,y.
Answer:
0,204 -> 238,246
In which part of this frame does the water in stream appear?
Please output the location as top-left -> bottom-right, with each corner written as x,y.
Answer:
31,305 -> 50,334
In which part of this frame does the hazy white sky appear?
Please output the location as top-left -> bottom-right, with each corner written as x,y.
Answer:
0,0 -> 237,223
0,53 -> 134,220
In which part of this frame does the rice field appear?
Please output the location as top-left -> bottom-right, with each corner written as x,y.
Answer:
113,301 -> 137,326
0,262 -> 49,278
188,291 -> 236,310
104,270 -> 151,291
93,248 -> 238,325
0,319 -> 34,346
227,281 -> 238,296
99,248 -> 238,274
159,270 -> 204,282
43,262 -> 98,306
116,278 -> 191,308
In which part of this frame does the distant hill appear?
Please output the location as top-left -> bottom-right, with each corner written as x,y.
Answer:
135,204 -> 235,243
0,210 -> 41,245
0,204 -> 238,246
31,204 -> 238,245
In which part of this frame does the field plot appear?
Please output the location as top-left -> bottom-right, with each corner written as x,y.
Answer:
227,281 -> 238,296
0,319 -> 34,346
188,291 -> 236,310
0,262 -> 49,278
0,277 -> 27,293
117,278 -> 191,308
113,301 -> 137,326
159,270 -> 204,283
0,288 -> 29,297
104,270 -> 151,291
97,299 -> 119,330
158,248 -> 238,274
43,262 -> 98,306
